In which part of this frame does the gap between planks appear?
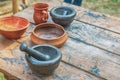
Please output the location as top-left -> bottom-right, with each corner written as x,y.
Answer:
61,60 -> 107,80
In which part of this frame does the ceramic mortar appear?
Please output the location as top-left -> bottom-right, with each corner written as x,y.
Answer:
50,6 -> 76,27
21,44 -> 62,76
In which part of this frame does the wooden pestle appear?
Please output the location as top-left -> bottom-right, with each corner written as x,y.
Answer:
20,43 -> 50,61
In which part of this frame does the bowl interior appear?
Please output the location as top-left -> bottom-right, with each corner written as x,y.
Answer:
54,7 -> 73,15
0,16 -> 29,31
34,24 -> 64,40
33,46 -> 58,61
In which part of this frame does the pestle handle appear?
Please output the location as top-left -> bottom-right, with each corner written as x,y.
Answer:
63,10 -> 68,15
20,43 -> 50,61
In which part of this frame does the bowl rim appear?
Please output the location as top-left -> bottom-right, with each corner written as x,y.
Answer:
0,16 -> 30,32
31,23 -> 67,40
50,6 -> 76,19
25,44 -> 62,65
32,3 -> 49,10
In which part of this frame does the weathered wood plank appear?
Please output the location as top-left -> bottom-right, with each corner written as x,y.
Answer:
2,23 -> 119,80
15,7 -> 120,56
12,1 -> 120,80
49,0 -> 120,34
36,0 -> 120,34
67,21 -> 120,56
75,9 -> 120,34
14,7 -> 34,23
2,33 -> 119,80
0,46 -> 101,80
0,68 -> 20,80
0,23 -> 33,51
15,0 -> 120,35
0,24 -> 101,80
14,1 -> 85,23
60,38 -> 120,80
0,35 -> 14,50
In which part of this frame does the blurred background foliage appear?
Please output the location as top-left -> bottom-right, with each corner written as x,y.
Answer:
83,0 -> 120,17
0,0 -> 120,18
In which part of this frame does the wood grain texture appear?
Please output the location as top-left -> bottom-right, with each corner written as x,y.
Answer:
1,0 -> 120,80
34,0 -> 120,34
0,46 -> 101,80
75,9 -> 120,34
48,0 -> 120,34
67,21 -> 120,56
60,38 -> 120,80
0,68 -> 20,80
1,23 -> 119,80
0,35 -> 14,50
15,0 -> 120,34
15,6 -> 120,56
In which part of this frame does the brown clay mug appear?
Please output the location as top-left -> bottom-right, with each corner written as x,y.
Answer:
33,3 -> 49,25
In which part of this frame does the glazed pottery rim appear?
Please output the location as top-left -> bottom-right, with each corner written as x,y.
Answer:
25,44 -> 62,65
33,3 -> 49,10
50,6 -> 76,19
32,23 -> 67,40
0,16 -> 29,32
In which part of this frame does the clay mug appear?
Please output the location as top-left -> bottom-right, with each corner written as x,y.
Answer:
33,3 -> 49,25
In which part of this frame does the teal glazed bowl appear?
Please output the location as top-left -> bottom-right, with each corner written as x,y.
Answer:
25,44 -> 62,76
50,6 -> 76,27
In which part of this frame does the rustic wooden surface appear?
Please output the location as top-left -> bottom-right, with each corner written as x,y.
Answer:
0,0 -> 120,80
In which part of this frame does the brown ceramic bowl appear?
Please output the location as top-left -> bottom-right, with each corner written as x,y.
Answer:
0,16 -> 29,39
30,23 -> 68,47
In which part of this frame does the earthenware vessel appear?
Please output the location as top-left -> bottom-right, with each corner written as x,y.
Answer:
20,44 -> 62,75
0,16 -> 29,39
50,6 -> 76,27
30,23 -> 68,47
20,43 -> 50,61
33,3 -> 49,25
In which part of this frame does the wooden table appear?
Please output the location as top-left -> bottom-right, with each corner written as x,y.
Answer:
0,0 -> 120,80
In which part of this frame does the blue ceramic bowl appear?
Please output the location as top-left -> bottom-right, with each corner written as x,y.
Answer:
50,6 -> 76,27
25,44 -> 62,75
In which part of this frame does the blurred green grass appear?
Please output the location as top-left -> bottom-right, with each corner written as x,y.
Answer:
0,0 -> 120,17
82,0 -> 120,17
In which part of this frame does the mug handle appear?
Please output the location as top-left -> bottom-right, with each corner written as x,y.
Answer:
42,10 -> 48,22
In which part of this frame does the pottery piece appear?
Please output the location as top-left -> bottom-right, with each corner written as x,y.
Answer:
20,43 -> 50,61
50,6 -> 76,27
0,16 -> 29,39
24,44 -> 62,75
33,3 -> 49,25
30,23 -> 68,47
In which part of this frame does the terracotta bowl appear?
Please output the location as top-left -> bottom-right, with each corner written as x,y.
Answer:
50,6 -> 76,27
0,16 -> 29,39
30,23 -> 68,47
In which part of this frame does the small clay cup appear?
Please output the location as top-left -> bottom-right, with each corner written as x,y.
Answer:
33,3 -> 49,25
30,23 -> 68,47
25,44 -> 62,75
50,6 -> 76,27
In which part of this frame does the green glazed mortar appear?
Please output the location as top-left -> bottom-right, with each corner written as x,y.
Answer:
20,43 -> 62,76
50,6 -> 76,27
